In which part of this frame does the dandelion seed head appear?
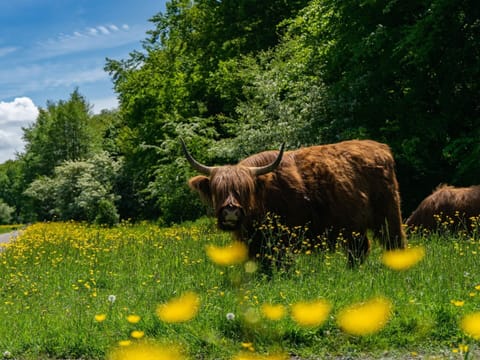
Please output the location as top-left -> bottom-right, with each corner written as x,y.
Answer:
226,312 -> 235,320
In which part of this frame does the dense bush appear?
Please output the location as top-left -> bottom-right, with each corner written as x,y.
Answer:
0,199 -> 15,225
24,152 -> 122,225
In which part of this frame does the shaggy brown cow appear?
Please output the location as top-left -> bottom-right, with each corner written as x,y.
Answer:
182,139 -> 406,267
406,184 -> 480,231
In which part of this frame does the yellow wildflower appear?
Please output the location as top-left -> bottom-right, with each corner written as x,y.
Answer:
337,297 -> 392,336
261,303 -> 286,321
118,340 -> 132,347
94,314 -> 107,322
131,330 -> 145,339
206,241 -> 248,265
156,292 -> 200,323
127,314 -> 141,324
460,312 -> 480,339
451,300 -> 465,307
241,342 -> 255,352
381,246 -> 425,270
291,299 -> 331,327
108,342 -> 185,360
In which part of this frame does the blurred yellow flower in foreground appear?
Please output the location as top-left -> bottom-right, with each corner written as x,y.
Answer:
337,297 -> 392,336
108,342 -> 186,360
127,314 -> 141,324
206,241 -> 248,265
381,246 -> 425,270
156,292 -> 200,323
131,330 -> 145,339
291,299 -> 332,327
460,312 -> 480,339
94,314 -> 107,322
261,303 -> 286,321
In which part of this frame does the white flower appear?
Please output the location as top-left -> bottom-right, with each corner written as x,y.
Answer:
3,351 -> 12,359
226,312 -> 235,321
108,295 -> 116,304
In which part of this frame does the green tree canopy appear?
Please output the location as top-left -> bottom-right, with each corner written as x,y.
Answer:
20,89 -> 100,182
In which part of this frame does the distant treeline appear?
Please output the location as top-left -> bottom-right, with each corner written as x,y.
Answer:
0,0 -> 478,225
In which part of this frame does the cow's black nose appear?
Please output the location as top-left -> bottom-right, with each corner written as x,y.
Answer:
222,205 -> 241,219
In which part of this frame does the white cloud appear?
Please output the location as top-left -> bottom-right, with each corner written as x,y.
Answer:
0,46 -> 17,57
0,97 -> 38,124
35,23 -> 146,59
0,63 -> 108,100
0,97 -> 38,162
98,26 -> 110,35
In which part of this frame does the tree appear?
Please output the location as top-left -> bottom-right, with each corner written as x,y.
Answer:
283,0 -> 480,211
0,160 -> 35,223
104,0 -> 310,220
21,89 -> 100,181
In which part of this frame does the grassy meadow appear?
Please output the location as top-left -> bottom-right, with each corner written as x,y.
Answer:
0,218 -> 479,359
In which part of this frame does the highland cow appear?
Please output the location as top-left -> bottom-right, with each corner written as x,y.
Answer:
182,139 -> 406,267
406,184 -> 480,232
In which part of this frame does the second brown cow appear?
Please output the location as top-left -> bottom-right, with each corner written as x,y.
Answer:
406,184 -> 480,231
182,139 -> 406,267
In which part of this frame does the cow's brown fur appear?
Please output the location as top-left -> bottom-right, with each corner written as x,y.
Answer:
405,184 -> 480,231
187,140 -> 406,266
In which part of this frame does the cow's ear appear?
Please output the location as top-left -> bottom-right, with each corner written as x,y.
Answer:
188,175 -> 212,205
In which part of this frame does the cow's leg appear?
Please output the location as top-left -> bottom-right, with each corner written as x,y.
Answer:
380,206 -> 406,250
373,190 -> 406,250
345,232 -> 370,268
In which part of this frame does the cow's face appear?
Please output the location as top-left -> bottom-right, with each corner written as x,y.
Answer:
189,166 -> 256,230
181,138 -> 284,231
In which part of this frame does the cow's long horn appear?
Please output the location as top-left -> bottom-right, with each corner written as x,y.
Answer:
180,138 -> 215,175
250,143 -> 285,176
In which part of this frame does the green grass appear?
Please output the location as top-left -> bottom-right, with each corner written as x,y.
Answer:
0,224 -> 21,234
0,219 -> 478,359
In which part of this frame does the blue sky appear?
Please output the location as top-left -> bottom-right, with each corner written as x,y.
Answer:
0,0 -> 166,162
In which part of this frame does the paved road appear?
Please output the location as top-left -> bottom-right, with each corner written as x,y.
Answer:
0,231 -> 18,246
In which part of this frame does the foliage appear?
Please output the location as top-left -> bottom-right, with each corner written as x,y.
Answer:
0,199 -> 15,225
24,152 -> 122,224
1,0 -> 479,224
285,0 -> 480,211
104,0 -> 310,221
20,89 -> 100,181
0,221 -> 479,358
0,160 -> 34,223
213,42 -> 329,156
